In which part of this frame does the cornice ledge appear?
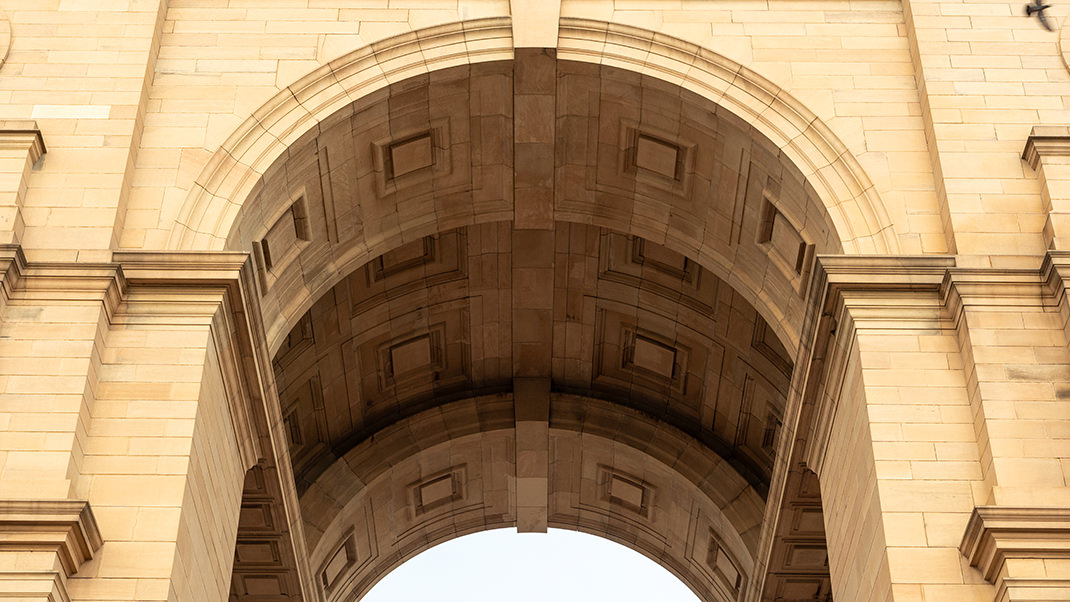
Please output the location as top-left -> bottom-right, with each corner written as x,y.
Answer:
812,255 -> 956,320
114,251 -> 265,471
0,571 -> 70,602
1023,126 -> 1070,170
941,268 -> 1053,319
961,506 -> 1070,583
798,255 -> 956,478
0,120 -> 46,162
1043,250 -> 1070,284
0,499 -> 102,577
112,250 -> 250,283
0,244 -> 123,307
0,242 -> 27,294
112,252 -> 252,319
817,255 -> 955,291
996,577 -> 1070,602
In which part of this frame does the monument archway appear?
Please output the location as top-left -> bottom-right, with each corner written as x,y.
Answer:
216,21 -> 883,602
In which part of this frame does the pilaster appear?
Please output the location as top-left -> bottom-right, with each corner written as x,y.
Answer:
941,252 -> 1070,599
0,247 -> 313,602
800,252 -> 1070,601
0,121 -> 45,246
1023,128 -> 1070,251
800,255 -> 995,601
0,243 -> 122,499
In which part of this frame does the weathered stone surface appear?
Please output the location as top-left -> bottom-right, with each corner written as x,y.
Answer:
3,3 -> 1070,602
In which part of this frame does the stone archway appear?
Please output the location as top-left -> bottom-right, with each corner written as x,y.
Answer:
211,21 -> 875,602
168,19 -> 897,258
238,220 -> 830,602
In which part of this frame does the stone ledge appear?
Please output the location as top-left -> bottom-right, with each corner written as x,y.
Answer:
801,255 -> 956,476
961,506 -> 1070,584
0,571 -> 68,602
997,578 -> 1070,602
1022,126 -> 1070,169
0,120 -> 45,160
0,500 -> 102,577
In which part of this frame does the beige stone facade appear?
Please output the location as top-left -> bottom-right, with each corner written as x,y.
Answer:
2,1 -> 1070,601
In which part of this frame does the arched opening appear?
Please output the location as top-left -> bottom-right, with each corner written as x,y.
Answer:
358,528 -> 702,602
218,23 -> 869,602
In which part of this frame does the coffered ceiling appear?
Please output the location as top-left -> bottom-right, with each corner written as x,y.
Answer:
272,222 -> 793,496
228,57 -> 841,362
226,51 -> 842,602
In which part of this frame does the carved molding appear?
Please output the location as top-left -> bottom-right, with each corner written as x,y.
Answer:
0,120 -> 45,159
961,506 -> 1070,584
1,249 -> 314,600
0,122 -> 45,244
1022,126 -> 1070,170
0,500 -> 102,577
0,243 -> 123,307
800,255 -> 954,477
996,577 -> 1070,602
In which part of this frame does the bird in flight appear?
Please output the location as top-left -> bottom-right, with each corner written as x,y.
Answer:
1026,0 -> 1054,31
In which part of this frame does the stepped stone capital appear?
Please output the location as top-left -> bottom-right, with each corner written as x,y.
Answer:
962,506 -> 1070,596
0,500 -> 102,577
0,121 -> 44,160
1024,126 -> 1070,169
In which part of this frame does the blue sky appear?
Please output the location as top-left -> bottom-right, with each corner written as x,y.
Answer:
360,528 -> 702,602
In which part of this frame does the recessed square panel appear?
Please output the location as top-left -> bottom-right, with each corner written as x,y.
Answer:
608,474 -> 645,509
351,305 -> 471,408
320,536 -> 356,590
262,207 -> 297,271
390,335 -> 433,376
411,466 -> 466,515
715,552 -> 740,588
254,196 -> 311,292
619,326 -> 687,392
592,305 -> 714,414
375,324 -> 447,394
777,578 -> 826,599
243,576 -> 285,596
418,474 -> 456,508
770,213 -> 805,270
235,541 -> 280,564
631,335 -> 677,380
237,503 -> 274,531
598,466 -> 652,518
785,544 -> 829,569
791,507 -> 827,536
706,535 -> 744,595
369,118 -> 461,198
598,232 -> 713,312
635,134 -> 679,179
631,237 -> 690,279
390,133 -> 433,178
373,236 -> 435,281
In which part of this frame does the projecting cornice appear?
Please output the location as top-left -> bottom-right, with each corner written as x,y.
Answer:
1023,126 -> 1070,170
798,255 -> 956,476
0,120 -> 45,159
961,506 -> 1070,585
0,245 -> 266,471
0,500 -> 102,577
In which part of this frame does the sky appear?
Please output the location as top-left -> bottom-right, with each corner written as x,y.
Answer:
359,527 -> 702,602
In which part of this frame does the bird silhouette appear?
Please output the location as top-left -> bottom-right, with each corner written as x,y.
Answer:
1026,0 -> 1054,31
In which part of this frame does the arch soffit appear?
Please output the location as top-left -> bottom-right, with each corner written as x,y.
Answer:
301,394 -> 761,602
168,17 -> 899,256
